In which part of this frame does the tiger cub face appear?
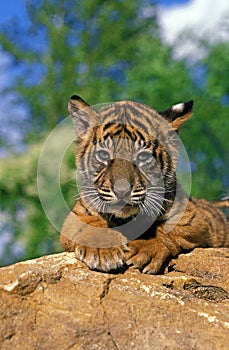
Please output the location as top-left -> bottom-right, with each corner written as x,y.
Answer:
69,96 -> 193,221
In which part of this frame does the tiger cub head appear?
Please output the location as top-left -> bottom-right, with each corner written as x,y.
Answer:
69,95 -> 193,221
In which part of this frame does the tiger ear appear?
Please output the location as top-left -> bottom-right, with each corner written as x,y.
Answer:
160,100 -> 193,130
68,95 -> 98,137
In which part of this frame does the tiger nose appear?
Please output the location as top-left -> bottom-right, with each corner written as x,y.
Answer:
113,179 -> 131,199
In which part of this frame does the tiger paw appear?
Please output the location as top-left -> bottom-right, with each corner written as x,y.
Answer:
75,244 -> 129,272
126,238 -> 170,274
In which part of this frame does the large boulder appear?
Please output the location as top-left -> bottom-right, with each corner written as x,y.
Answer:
0,248 -> 228,350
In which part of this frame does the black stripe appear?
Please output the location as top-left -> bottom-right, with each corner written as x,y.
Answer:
127,104 -> 156,128
158,151 -> 164,171
153,139 -> 159,150
166,152 -> 173,175
123,125 -> 137,141
134,103 -> 161,122
100,104 -> 120,122
103,124 -> 123,140
152,139 -> 159,158
128,117 -> 149,133
103,122 -> 114,132
92,132 -> 98,145
94,168 -> 106,183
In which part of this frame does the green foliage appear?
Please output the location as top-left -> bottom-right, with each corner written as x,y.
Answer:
180,42 -> 229,199
0,142 -> 76,265
0,0 -> 159,138
0,0 -> 228,265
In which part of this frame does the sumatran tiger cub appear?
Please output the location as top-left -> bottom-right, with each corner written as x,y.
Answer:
60,95 -> 229,274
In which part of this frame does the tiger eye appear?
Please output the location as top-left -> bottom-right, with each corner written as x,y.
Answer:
137,151 -> 152,162
96,150 -> 110,162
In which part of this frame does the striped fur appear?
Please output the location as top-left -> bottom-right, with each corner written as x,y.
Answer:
60,96 -> 229,274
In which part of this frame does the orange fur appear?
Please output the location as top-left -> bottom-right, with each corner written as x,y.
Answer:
60,96 -> 229,274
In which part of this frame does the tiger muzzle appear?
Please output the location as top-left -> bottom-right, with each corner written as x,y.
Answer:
113,179 -> 131,200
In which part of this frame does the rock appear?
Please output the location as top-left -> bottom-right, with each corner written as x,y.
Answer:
0,248 -> 229,350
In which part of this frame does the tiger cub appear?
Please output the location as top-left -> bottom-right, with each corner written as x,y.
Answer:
60,95 -> 229,274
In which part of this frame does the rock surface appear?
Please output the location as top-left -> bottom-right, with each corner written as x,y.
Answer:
0,248 -> 229,350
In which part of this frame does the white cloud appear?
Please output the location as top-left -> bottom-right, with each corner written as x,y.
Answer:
158,0 -> 229,59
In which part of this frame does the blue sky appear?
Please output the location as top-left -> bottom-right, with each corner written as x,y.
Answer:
1,0 -> 227,56
0,0 -> 27,24
0,1 -> 189,25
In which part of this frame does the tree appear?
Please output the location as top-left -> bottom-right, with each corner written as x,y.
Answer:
0,0 -> 159,143
180,42 -> 229,199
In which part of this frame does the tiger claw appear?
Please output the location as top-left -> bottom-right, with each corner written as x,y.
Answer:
75,245 -> 127,272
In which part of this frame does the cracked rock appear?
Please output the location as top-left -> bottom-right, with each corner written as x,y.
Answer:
0,249 -> 229,350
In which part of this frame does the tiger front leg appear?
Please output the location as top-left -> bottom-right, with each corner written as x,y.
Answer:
125,228 -> 200,275
125,222 -> 208,274
125,220 -> 223,275
126,199 -> 229,274
75,244 -> 129,272
126,236 -> 171,274
60,210 -> 129,272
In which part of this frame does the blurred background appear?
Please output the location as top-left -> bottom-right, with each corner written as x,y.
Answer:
0,0 -> 228,266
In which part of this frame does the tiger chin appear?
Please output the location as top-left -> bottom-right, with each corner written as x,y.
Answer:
60,95 -> 229,274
